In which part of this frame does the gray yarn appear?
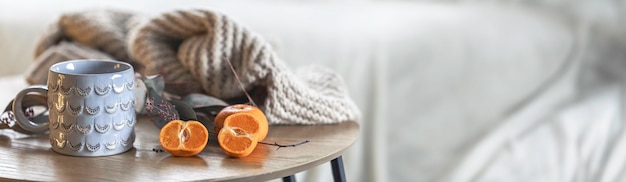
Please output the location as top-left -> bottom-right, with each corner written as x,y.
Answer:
28,9 -> 361,125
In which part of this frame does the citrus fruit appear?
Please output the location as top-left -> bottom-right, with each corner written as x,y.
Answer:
214,104 -> 268,141
159,120 -> 209,157
218,112 -> 268,157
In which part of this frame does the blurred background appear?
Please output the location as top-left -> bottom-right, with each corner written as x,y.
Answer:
1,0 -> 626,181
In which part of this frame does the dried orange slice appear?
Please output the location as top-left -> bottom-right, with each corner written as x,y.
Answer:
214,104 -> 268,141
159,120 -> 209,157
218,113 -> 267,157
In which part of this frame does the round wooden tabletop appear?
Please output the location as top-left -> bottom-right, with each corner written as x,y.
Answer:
0,118 -> 360,181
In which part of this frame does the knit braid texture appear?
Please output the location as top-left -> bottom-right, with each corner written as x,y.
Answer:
28,9 -> 361,125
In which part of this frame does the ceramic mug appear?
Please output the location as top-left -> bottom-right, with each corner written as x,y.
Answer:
12,59 -> 136,157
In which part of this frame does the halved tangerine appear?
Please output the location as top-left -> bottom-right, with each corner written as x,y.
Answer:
218,113 -> 267,157
159,120 -> 209,157
214,104 -> 268,141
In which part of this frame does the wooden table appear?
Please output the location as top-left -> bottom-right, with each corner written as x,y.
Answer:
0,118 -> 359,181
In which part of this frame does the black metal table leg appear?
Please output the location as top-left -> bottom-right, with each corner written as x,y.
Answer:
283,175 -> 296,182
331,156 -> 346,182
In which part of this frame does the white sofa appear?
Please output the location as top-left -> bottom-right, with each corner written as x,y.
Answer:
1,0 -> 625,181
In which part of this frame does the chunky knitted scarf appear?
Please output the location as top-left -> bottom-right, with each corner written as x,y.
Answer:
27,9 -> 361,125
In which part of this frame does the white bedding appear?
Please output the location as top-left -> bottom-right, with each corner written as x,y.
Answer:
447,24 -> 626,181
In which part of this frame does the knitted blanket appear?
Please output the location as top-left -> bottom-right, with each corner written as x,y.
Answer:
27,9 -> 361,125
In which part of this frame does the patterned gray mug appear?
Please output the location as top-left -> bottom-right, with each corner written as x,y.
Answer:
13,59 -> 136,157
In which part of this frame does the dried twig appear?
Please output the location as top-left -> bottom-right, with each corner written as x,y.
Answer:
225,56 -> 257,107
259,140 -> 310,150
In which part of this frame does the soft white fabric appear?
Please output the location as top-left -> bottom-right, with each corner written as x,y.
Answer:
445,21 -> 626,181
2,1 -> 624,182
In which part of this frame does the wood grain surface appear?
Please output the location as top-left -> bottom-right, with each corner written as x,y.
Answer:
0,118 -> 360,181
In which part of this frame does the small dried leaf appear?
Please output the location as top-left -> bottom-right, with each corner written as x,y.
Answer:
193,105 -> 227,122
143,75 -> 165,96
182,93 -> 228,108
181,93 -> 227,129
169,100 -> 197,121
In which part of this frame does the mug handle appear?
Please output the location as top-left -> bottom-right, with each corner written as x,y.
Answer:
13,85 -> 49,133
